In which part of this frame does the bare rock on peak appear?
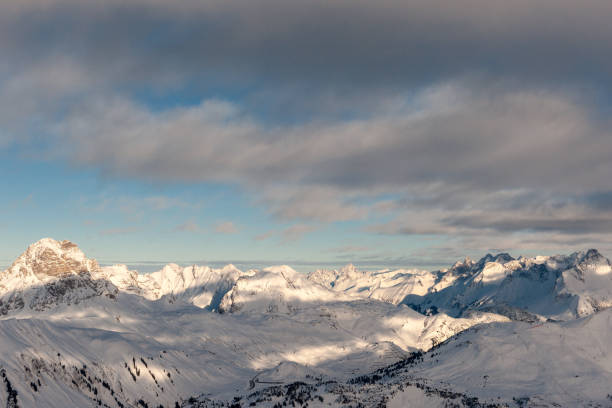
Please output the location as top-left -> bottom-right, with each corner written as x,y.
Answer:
0,238 -> 115,315
6,238 -> 100,280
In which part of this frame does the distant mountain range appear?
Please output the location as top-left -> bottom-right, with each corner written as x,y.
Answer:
0,238 -> 610,407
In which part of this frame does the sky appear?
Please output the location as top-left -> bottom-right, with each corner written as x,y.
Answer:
2,0 -> 612,271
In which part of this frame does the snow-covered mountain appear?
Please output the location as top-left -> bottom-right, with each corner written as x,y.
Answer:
0,238 -> 118,316
217,265 -> 354,314
310,250 -> 612,322
309,263 -> 438,304
97,262 -> 247,310
0,238 -> 610,407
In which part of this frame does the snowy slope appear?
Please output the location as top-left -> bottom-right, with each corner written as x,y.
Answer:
196,309 -> 612,407
309,264 -> 436,305
218,265 -> 355,314
402,308 -> 612,407
0,295 -> 505,407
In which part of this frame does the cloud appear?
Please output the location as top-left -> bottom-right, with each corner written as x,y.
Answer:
327,245 -> 371,254
51,85 -> 610,195
4,0 -> 612,97
445,215 -> 612,235
325,245 -> 372,259
174,221 -> 201,233
368,187 -> 612,236
3,0 -> 612,138
3,0 -> 612,257
260,186 -> 369,222
366,188 -> 612,258
281,224 -> 319,242
215,221 -> 238,234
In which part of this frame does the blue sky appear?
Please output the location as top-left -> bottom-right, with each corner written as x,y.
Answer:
2,0 -> 612,270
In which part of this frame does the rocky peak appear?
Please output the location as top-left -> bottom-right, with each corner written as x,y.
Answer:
576,249 -> 606,265
5,238 -> 100,281
0,239 -> 116,316
448,257 -> 474,276
570,248 -> 612,279
492,253 -> 514,264
468,253 -> 515,273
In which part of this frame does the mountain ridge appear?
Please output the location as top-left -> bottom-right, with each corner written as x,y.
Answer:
309,248 -> 612,321
3,239 -> 612,321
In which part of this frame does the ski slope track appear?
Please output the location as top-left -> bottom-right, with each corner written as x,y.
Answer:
0,239 -> 610,407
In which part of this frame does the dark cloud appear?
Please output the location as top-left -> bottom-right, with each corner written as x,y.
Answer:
3,0 -> 612,98
445,215 -> 612,235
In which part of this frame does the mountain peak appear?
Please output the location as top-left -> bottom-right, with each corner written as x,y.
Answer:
571,248 -> 611,278
0,239 -> 116,316
7,238 -> 100,280
448,257 -> 474,275
339,263 -> 358,272
491,253 -> 514,264
578,248 -> 605,262
473,252 -> 514,269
